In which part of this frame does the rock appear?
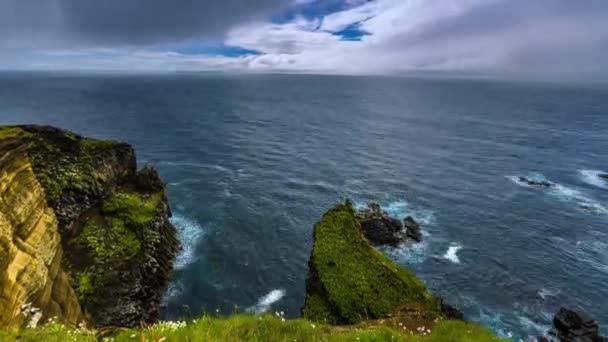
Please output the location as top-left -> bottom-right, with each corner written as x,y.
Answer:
519,176 -> 554,188
403,216 -> 422,242
439,299 -> 464,320
599,174 -> 608,180
551,308 -> 607,342
356,203 -> 422,246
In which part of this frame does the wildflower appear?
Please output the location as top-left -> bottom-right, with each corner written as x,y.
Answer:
281,318 -> 286,323
130,334 -> 136,338
310,323 -> 316,329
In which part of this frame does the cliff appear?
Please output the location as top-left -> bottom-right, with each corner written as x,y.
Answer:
0,125 -> 178,329
302,201 -> 458,326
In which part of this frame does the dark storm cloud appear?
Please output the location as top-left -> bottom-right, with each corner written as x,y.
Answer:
0,0 -> 286,47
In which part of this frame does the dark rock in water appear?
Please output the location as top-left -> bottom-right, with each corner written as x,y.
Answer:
439,299 -> 464,320
403,216 -> 422,242
519,176 -> 554,188
599,174 -> 608,180
356,203 -> 410,246
551,308 -> 607,342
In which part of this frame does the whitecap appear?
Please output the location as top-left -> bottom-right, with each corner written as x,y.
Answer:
170,214 -> 206,270
247,289 -> 286,314
443,244 -> 463,264
578,170 -> 608,189
538,288 -> 559,300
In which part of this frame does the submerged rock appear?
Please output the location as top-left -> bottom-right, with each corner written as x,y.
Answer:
0,125 -> 179,328
403,216 -> 422,242
302,201 -> 454,325
518,176 -> 554,188
599,174 -> 608,180
355,202 -> 422,246
551,308 -> 607,342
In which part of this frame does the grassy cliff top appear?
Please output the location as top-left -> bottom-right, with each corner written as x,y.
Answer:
303,201 -> 441,324
0,314 -> 505,342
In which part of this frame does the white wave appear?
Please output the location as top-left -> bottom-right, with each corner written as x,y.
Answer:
443,244 -> 463,264
247,289 -> 286,314
576,240 -> 608,273
579,169 -> 608,189
170,214 -> 206,270
538,288 -> 559,300
507,173 -> 608,215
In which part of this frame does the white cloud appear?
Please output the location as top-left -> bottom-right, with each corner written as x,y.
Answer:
8,0 -> 608,80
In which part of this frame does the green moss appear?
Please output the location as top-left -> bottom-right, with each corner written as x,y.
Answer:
72,219 -> 141,265
23,127 -> 125,202
69,192 -> 160,304
102,192 -> 161,229
74,270 -> 96,303
303,201 -> 439,324
0,315 -> 506,342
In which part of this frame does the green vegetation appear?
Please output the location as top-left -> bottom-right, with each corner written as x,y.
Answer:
0,314 -> 505,342
0,126 -> 24,140
102,192 -> 161,229
70,192 -> 161,303
303,201 -> 440,324
23,126 -> 126,202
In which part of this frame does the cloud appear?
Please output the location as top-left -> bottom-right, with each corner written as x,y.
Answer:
225,0 -> 608,79
1,0 -> 608,80
0,0 -> 285,48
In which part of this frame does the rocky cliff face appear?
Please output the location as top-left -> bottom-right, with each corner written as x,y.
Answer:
0,126 -> 179,329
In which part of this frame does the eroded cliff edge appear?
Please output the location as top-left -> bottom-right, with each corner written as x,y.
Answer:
0,125 -> 178,328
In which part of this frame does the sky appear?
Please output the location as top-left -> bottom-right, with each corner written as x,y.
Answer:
1,0 -> 607,80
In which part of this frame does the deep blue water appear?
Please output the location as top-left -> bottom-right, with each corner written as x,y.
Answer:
1,73 -> 607,340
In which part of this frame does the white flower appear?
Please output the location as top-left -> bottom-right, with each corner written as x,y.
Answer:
310,324 -> 316,329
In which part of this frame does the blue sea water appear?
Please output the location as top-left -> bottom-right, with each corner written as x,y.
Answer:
1,73 -> 607,340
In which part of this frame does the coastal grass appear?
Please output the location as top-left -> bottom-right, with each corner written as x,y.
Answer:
0,314 -> 506,342
303,201 -> 439,324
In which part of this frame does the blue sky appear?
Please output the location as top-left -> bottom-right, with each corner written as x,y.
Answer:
1,0 -> 607,80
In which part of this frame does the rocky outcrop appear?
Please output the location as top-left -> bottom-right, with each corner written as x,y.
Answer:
0,126 -> 179,329
549,308 -> 607,342
303,201 -> 455,325
355,203 -> 422,246
599,174 -> 608,180
518,176 -> 554,188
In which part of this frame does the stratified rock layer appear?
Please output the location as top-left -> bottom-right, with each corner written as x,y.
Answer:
0,126 -> 179,328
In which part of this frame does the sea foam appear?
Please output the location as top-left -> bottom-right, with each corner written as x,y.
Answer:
170,214 -> 206,270
247,289 -> 286,314
443,244 -> 463,264
579,169 -> 608,189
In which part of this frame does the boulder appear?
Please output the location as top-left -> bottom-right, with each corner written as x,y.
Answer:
404,216 -> 422,242
355,203 -> 422,246
551,308 -> 607,342
599,174 -> 608,180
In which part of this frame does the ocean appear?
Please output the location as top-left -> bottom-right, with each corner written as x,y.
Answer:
1,72 -> 607,340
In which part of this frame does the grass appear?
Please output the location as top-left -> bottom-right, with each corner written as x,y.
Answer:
303,201 -> 440,324
0,314 -> 506,342
0,126 -> 25,140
